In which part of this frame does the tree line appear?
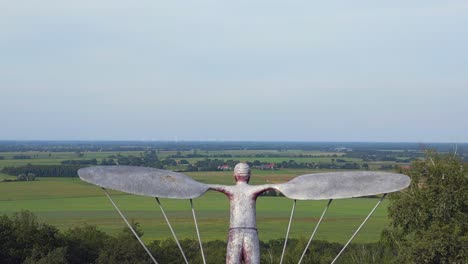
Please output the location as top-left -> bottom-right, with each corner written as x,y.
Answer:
2,165 -> 82,178
0,158 -> 385,179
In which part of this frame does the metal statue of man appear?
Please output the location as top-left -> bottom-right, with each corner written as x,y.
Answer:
78,161 -> 410,264
209,163 -> 270,264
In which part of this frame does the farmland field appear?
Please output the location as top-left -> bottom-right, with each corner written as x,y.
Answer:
0,171 -> 390,244
0,143 -> 424,245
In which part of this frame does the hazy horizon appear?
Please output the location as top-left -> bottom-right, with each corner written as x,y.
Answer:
1,1 -> 467,142
1,139 -> 467,145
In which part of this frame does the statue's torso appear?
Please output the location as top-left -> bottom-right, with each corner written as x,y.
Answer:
223,183 -> 264,228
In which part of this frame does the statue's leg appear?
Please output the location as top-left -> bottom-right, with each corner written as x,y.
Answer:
242,229 -> 260,264
226,229 -> 243,264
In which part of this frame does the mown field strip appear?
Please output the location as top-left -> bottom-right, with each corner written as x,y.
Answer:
0,176 -> 389,243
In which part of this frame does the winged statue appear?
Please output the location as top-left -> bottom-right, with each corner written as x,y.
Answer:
78,163 -> 410,264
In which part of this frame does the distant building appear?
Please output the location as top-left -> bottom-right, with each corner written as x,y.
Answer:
258,163 -> 275,170
334,147 -> 353,152
217,164 -> 231,171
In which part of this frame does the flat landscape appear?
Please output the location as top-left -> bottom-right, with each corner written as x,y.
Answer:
0,141 -> 447,244
0,175 -> 390,244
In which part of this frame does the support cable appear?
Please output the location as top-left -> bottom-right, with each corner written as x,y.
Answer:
330,194 -> 388,264
102,188 -> 158,264
279,199 -> 296,264
298,199 -> 333,264
190,199 -> 207,264
155,197 -> 189,264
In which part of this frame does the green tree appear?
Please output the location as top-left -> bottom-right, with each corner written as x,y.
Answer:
27,173 -> 36,181
382,152 -> 468,263
97,221 -> 151,264
0,210 -> 63,263
17,173 -> 27,181
24,247 -> 69,264
64,224 -> 110,264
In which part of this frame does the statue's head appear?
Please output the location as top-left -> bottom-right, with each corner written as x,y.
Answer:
234,163 -> 251,183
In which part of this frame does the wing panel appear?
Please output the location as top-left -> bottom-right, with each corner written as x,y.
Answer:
274,171 -> 410,200
78,166 -> 209,199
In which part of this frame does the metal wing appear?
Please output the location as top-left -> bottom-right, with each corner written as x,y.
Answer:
274,171 -> 410,200
78,166 -> 209,199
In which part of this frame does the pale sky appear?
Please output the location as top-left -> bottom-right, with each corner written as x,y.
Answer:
1,1 -> 467,142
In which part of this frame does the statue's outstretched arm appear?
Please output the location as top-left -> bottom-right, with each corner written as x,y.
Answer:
78,166 -> 210,199
208,184 -> 232,196
252,184 -> 275,197
271,171 -> 410,200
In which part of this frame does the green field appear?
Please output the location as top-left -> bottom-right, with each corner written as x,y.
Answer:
0,170 -> 391,244
0,148 -> 408,245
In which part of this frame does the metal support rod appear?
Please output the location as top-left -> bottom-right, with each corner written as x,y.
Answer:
280,199 -> 296,264
102,188 -> 158,264
331,194 -> 388,264
155,197 -> 189,264
190,199 -> 206,264
298,199 -> 333,264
